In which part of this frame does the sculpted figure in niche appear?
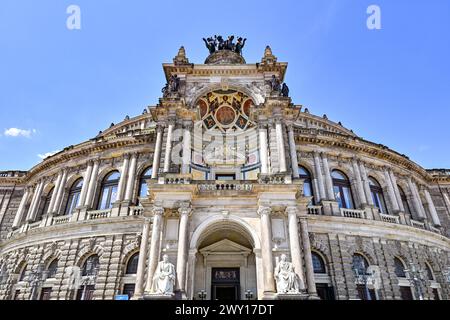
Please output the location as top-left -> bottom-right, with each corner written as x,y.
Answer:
152,254 -> 176,295
274,254 -> 300,294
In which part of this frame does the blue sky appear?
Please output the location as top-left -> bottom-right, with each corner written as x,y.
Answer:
0,0 -> 449,170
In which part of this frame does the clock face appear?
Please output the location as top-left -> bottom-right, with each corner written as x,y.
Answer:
196,89 -> 255,132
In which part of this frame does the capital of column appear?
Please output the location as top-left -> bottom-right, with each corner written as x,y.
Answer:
183,120 -> 193,130
258,122 -> 268,130
122,153 -> 131,160
257,206 -> 272,216
285,206 -> 299,217
152,206 -> 165,217
178,203 -> 193,217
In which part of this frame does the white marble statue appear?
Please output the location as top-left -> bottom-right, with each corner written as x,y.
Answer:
152,254 -> 176,295
274,254 -> 300,294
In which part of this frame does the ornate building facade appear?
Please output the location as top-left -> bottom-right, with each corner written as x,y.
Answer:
0,40 -> 449,300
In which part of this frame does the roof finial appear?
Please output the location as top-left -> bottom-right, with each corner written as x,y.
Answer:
261,45 -> 277,65
173,46 -> 190,65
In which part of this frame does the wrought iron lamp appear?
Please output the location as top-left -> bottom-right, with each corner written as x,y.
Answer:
28,263 -> 48,300
245,289 -> 253,300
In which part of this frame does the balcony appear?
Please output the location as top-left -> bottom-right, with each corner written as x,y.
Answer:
88,209 -> 111,220
410,220 -> 426,230
307,205 -> 322,215
340,208 -> 366,219
380,213 -> 400,224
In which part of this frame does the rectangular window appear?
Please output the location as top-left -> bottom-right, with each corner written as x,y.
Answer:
215,174 -> 236,181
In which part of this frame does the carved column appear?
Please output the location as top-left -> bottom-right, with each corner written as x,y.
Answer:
424,189 -> 441,227
151,125 -> 164,179
12,187 -> 31,229
351,158 -> 367,207
124,153 -> 138,201
181,122 -> 192,174
134,217 -> 151,299
53,169 -> 68,214
258,206 -> 276,296
286,207 -> 306,290
144,206 -> 164,293
407,178 -> 426,220
163,121 -> 175,173
383,168 -> 400,212
85,160 -> 100,208
299,217 -> 317,295
258,123 -> 269,174
287,124 -> 299,178
26,180 -> 44,222
359,162 -> 375,206
389,170 -> 405,212
48,172 -> 63,213
116,155 -> 130,202
313,152 -> 326,201
78,162 -> 93,208
176,203 -> 192,294
275,120 -> 287,173
322,153 -> 335,200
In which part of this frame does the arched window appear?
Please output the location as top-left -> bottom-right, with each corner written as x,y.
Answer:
47,259 -> 58,279
332,170 -> 354,209
369,177 -> 388,214
38,187 -> 54,220
126,252 -> 139,275
19,264 -> 27,282
394,257 -> 406,278
425,263 -> 434,281
398,186 -> 411,215
311,252 -> 326,274
65,179 -> 83,215
82,255 -> 99,277
98,171 -> 120,210
138,167 -> 152,201
352,253 -> 369,275
298,166 -> 314,205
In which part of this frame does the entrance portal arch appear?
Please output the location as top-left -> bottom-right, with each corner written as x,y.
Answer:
188,215 -> 261,300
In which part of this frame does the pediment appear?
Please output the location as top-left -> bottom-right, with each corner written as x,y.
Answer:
199,238 -> 252,255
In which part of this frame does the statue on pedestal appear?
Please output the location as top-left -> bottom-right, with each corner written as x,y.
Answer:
152,254 -> 176,295
274,254 -> 300,294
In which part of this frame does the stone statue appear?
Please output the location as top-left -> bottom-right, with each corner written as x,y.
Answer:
281,83 -> 289,97
162,75 -> 180,97
270,75 -> 282,93
202,35 -> 247,56
274,254 -> 300,294
152,254 -> 176,295
234,37 -> 247,55
203,37 -> 216,54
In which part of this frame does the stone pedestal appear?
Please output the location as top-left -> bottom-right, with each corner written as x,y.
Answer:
143,293 -> 176,300
275,293 -> 310,300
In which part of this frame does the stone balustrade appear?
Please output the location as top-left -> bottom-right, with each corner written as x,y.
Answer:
87,209 -> 111,220
340,208 -> 366,219
307,205 -> 322,215
411,220 -> 426,229
52,216 -> 70,226
429,225 -> 441,234
198,181 -> 253,192
129,206 -> 144,216
380,213 -> 400,224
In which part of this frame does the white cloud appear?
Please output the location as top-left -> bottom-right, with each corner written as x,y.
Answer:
37,150 -> 60,160
4,128 -> 36,138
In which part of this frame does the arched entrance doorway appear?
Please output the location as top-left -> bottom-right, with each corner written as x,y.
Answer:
189,217 -> 259,300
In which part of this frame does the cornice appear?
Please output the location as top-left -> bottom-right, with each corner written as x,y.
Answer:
295,128 -> 432,182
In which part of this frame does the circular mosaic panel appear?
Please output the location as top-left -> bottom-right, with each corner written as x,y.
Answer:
196,89 -> 255,132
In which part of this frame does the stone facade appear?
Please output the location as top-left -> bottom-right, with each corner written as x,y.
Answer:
0,43 -> 449,300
